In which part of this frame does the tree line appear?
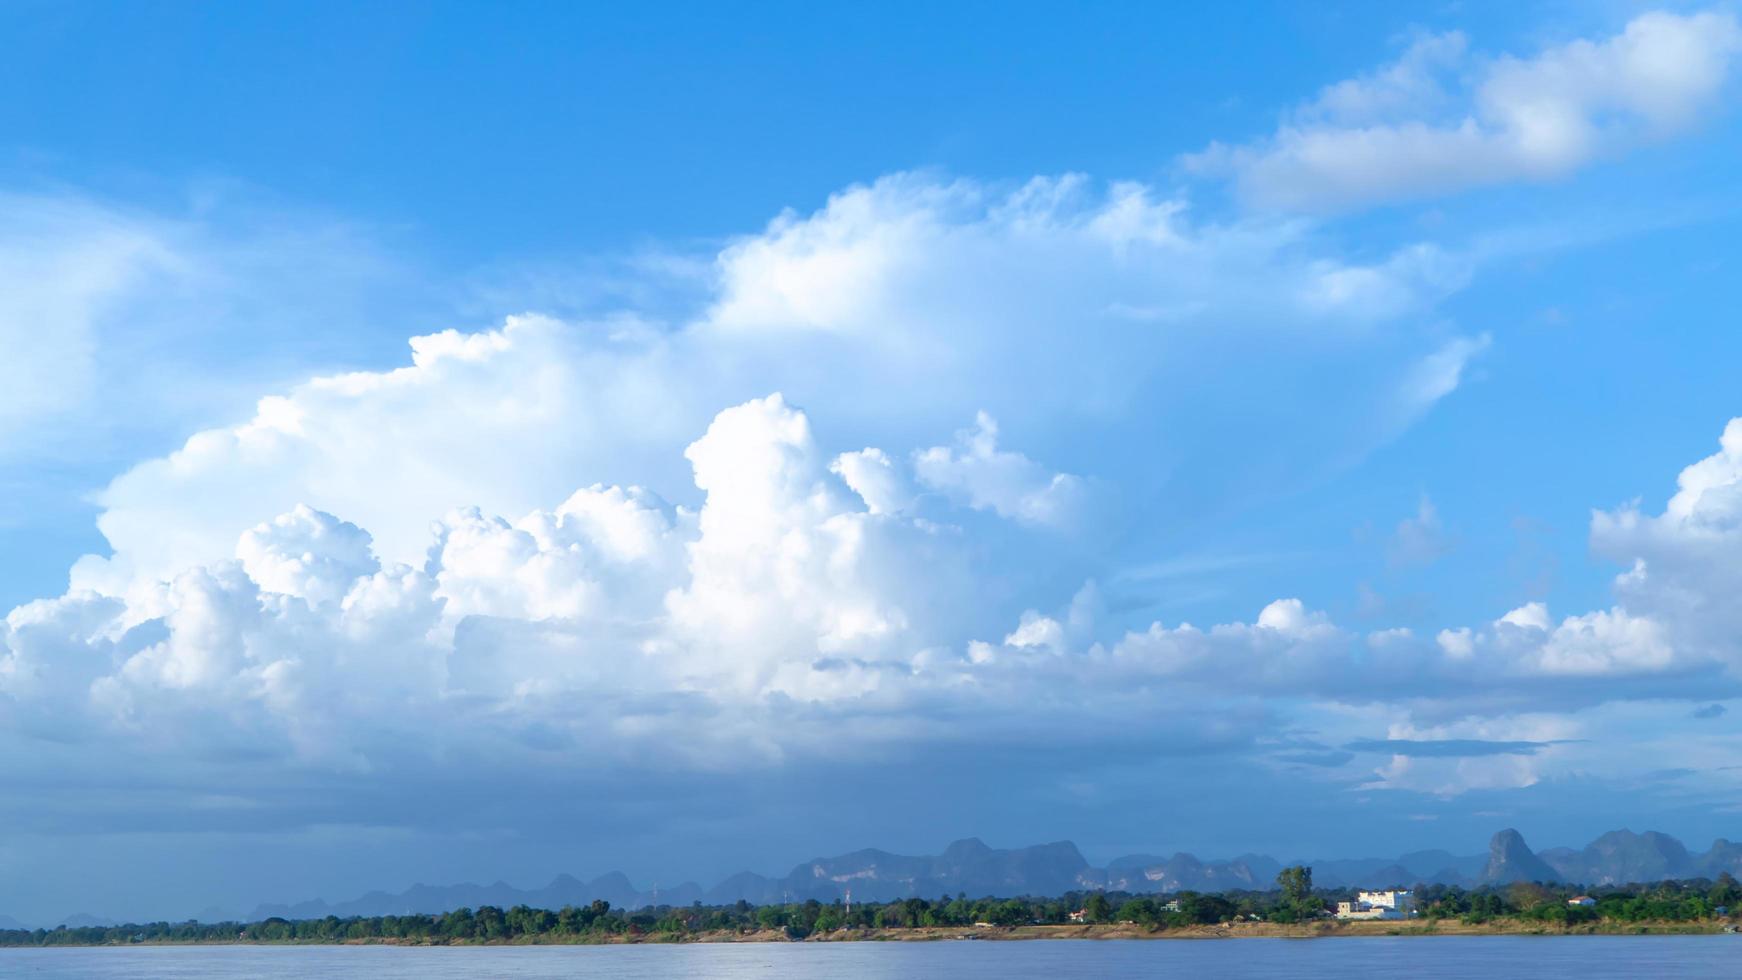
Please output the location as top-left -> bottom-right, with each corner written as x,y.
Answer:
2,867 -> 1736,946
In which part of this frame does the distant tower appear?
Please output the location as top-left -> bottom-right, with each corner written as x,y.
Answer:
845,888 -> 852,923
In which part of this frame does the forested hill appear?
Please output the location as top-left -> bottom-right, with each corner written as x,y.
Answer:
7,828 -> 1738,928
5,874 -> 1740,948
238,829 -> 1742,924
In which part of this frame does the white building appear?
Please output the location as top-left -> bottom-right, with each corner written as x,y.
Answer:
1568,896 -> 1596,907
1334,890 -> 1416,921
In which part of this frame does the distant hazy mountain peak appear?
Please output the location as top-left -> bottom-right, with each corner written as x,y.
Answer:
229,827 -> 1742,923
1483,829 -> 1563,884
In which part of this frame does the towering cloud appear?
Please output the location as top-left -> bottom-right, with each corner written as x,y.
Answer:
8,373 -> 1742,792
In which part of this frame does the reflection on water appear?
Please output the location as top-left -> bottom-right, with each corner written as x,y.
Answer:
0,936 -> 1735,980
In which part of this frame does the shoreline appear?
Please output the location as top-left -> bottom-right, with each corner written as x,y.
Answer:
5,919 -> 1734,948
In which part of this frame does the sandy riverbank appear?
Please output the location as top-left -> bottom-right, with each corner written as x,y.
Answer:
10,918 -> 1734,948
797,919 -> 1731,942
343,919 -> 1733,944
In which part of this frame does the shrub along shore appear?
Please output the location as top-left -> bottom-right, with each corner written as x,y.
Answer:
5,873 -> 1737,947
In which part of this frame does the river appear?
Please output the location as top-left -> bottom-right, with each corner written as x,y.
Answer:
1,936 -> 1736,978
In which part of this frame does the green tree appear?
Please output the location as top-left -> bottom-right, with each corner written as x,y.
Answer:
1710,872 -> 1740,911
475,906 -> 508,940
1180,893 -> 1235,924
755,905 -> 786,930
440,907 -> 477,940
1116,897 -> 1158,924
1277,866 -> 1312,903
1275,865 -> 1321,920
991,899 -> 1030,927
1083,892 -> 1112,923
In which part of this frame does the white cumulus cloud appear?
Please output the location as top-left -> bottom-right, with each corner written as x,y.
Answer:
1187,10 -> 1742,211
913,412 -> 1086,527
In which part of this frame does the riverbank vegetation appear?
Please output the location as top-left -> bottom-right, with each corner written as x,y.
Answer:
4,870 -> 1736,947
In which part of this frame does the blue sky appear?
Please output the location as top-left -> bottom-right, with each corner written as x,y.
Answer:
3,1 -> 1742,922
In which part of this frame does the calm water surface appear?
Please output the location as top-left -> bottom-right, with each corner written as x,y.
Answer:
0,937 -> 1736,979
